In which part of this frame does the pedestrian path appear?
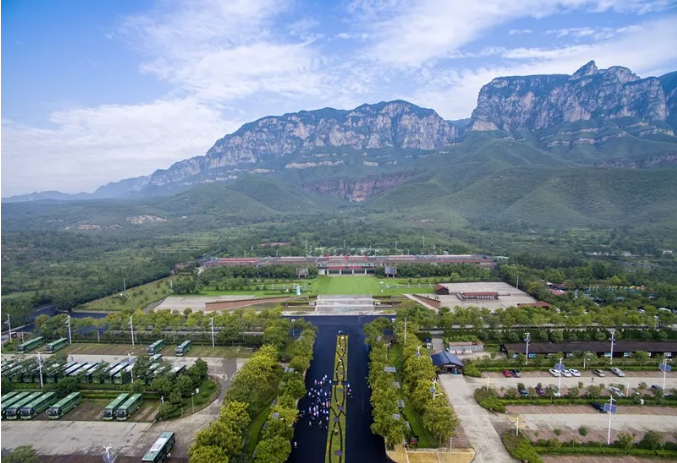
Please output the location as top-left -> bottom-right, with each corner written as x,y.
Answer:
438,375 -> 513,463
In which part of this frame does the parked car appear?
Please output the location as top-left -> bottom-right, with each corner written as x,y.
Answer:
590,402 -> 607,413
609,386 -> 625,398
651,384 -> 662,390
511,369 -> 522,378
535,386 -> 546,397
569,368 -> 581,377
518,386 -> 529,397
593,369 -> 606,377
562,369 -> 573,377
610,368 -> 625,377
549,368 -> 561,377
502,370 -> 513,378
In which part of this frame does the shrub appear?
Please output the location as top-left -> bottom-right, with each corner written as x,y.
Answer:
578,426 -> 588,437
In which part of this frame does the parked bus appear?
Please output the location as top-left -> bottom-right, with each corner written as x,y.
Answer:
5,392 -> 43,420
67,363 -> 90,377
102,393 -> 129,421
147,340 -> 165,355
142,431 -> 176,462
113,364 -> 133,385
15,336 -> 45,353
21,392 -> 58,419
149,353 -> 163,363
175,340 -> 192,356
1,391 -> 20,403
44,338 -> 69,353
48,392 -> 82,419
115,394 -> 143,421
63,362 -> 85,376
105,363 -> 129,384
92,362 -> 119,384
167,365 -> 186,380
1,392 -> 30,419
153,364 -> 172,379
46,362 -> 76,383
77,363 -> 100,383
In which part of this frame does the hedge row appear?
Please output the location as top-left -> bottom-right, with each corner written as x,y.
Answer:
535,445 -> 677,458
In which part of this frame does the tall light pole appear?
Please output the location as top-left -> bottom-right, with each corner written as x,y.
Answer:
4,314 -> 11,340
584,357 -> 591,370
37,352 -> 44,389
210,316 -> 215,348
557,358 -> 563,393
609,330 -> 615,365
661,358 -> 673,391
65,315 -> 72,344
606,396 -> 615,445
524,332 -> 530,366
129,316 -> 135,346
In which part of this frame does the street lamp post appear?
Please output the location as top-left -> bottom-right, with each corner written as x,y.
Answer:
191,392 -> 195,414
37,352 -> 44,389
129,316 -> 135,346
128,353 -> 134,384
661,358 -> 673,391
5,314 -> 11,340
557,358 -> 563,393
210,316 -> 215,348
607,396 -> 615,445
609,330 -> 616,365
584,357 -> 591,370
524,333 -> 530,366
65,315 -> 72,344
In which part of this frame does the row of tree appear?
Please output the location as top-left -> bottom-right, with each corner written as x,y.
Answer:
189,325 -> 316,463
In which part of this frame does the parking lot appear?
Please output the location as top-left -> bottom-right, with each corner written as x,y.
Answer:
1,355 -> 245,459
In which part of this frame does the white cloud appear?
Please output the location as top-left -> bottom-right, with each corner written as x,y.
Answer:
546,25 -> 643,39
1,99 -> 240,196
351,0 -> 676,67
408,15 -> 677,119
509,29 -> 533,35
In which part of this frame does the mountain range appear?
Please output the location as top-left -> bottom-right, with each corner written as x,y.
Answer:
4,61 -> 677,230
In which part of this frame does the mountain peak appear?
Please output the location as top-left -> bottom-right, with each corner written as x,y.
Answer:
572,60 -> 598,79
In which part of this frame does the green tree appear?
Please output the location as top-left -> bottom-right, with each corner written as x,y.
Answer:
639,430 -> 663,451
422,398 -> 459,446
1,445 -> 39,463
189,445 -> 229,463
57,377 -> 79,395
633,351 -> 649,366
150,375 -> 174,398
615,432 -> 634,453
254,436 -> 291,463
176,374 -> 195,398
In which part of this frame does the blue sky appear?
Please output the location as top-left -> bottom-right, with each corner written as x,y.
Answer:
2,0 -> 677,196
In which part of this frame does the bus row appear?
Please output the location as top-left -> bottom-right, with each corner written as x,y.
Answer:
2,354 -> 166,385
102,393 -> 144,421
1,390 -> 81,420
10,337 -> 191,356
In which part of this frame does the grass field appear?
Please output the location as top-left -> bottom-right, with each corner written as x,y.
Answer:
312,276 -> 434,296
76,278 -> 174,312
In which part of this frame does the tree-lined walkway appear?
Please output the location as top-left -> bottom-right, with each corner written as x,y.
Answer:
326,334 -> 348,462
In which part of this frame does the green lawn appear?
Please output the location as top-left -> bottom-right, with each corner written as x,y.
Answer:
312,276 -> 434,296
76,278 -> 174,312
246,401 -> 274,460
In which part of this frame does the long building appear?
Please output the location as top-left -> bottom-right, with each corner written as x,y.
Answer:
503,341 -> 677,359
200,254 -> 496,275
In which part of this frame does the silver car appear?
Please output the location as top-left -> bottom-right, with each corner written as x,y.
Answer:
610,367 -> 625,377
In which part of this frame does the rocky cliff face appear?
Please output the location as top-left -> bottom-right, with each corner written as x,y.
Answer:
304,172 -> 415,202
148,100 -> 457,187
469,61 -> 671,133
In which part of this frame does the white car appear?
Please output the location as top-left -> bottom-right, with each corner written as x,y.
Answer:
569,369 -> 581,377
562,369 -> 573,377
610,368 -> 626,377
609,386 -> 625,398
549,368 -> 561,377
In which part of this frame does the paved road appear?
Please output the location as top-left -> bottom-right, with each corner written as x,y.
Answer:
288,315 -> 388,463
1,356 -> 244,458
438,375 -> 512,463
